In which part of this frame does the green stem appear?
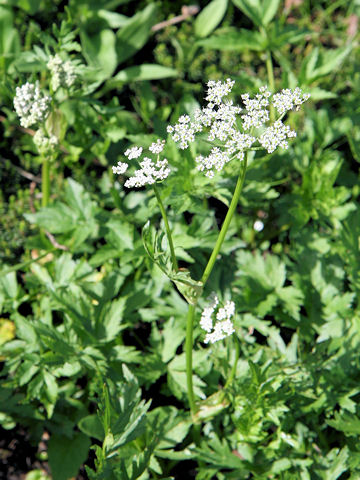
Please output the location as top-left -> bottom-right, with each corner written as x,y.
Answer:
224,335 -> 240,391
265,48 -> 276,123
185,153 -> 249,420
153,184 -> 178,272
201,153 -> 248,286
185,303 -> 197,417
42,156 -> 50,207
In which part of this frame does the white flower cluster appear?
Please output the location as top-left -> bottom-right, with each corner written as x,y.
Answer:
166,115 -> 201,150
112,140 -> 170,188
124,157 -> 170,188
112,160 -> 128,175
167,79 -> 309,178
124,146 -> 143,159
149,139 -> 165,154
200,294 -> 235,344
259,120 -> 297,153
241,86 -> 271,130
13,82 -> 51,128
47,54 -> 77,91
33,128 -> 58,152
272,87 -> 310,115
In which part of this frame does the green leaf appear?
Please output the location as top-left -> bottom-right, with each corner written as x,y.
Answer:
111,64 -> 178,84
232,0 -> 279,27
197,29 -> 265,51
14,315 -> 37,345
78,414 -> 104,441
147,406 -> 191,451
24,203 -> 76,233
116,4 -> 157,65
327,412 -> 360,436
300,45 -> 352,84
171,269 -> 203,305
81,28 -> 117,82
260,0 -> 280,26
100,297 -> 126,342
106,218 -> 134,251
194,0 -> 228,38
0,271 -> 18,300
0,6 -> 20,58
195,391 -> 230,422
48,433 -> 91,480
80,29 -> 118,81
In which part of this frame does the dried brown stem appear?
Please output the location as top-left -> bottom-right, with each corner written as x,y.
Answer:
151,5 -> 199,32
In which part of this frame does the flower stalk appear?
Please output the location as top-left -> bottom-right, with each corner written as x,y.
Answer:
185,153 -> 248,419
41,156 -> 50,208
153,184 -> 178,272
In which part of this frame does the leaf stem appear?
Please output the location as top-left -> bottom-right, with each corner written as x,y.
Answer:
153,184 -> 178,272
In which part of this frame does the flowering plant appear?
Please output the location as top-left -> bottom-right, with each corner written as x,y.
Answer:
112,78 -> 310,422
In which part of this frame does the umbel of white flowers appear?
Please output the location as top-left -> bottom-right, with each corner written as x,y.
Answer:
13,82 -> 51,128
47,54 -> 77,91
167,79 -> 310,178
200,294 -> 235,344
112,139 -> 170,188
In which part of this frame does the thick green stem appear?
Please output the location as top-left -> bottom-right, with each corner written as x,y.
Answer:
185,153 -> 248,420
42,156 -> 50,208
224,335 -> 240,391
265,49 -> 276,123
185,303 -> 197,416
201,153 -> 248,286
153,184 -> 178,272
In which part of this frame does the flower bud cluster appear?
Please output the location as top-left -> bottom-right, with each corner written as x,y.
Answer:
33,128 -> 58,152
112,140 -> 170,188
13,82 -> 51,128
167,79 -> 310,178
200,294 -> 235,344
47,54 -> 77,91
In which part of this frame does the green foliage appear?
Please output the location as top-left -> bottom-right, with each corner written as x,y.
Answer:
1,0 -> 360,478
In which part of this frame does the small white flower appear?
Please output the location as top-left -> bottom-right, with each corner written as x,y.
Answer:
272,88 -> 310,115
124,146 -> 143,159
112,161 -> 128,175
259,120 -> 296,153
124,157 -> 170,188
200,293 -> 219,332
13,82 -> 51,128
149,139 -> 165,154
167,114 -> 202,150
200,295 -> 235,344
113,142 -> 170,187
195,147 -> 231,178
253,220 -> 264,232
241,86 -> 271,131
205,78 -> 235,105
